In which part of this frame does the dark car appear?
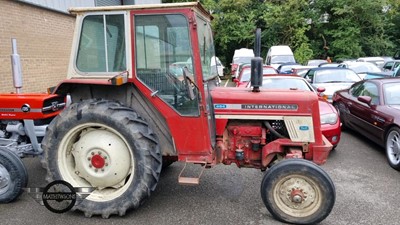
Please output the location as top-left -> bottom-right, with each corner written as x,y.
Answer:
332,78 -> 400,170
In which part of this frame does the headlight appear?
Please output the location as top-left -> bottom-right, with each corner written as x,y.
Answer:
320,93 -> 328,101
320,113 -> 338,125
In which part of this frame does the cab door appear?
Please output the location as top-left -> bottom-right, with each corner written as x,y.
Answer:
131,10 -> 214,161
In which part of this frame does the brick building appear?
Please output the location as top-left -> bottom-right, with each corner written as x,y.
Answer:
0,0 -> 160,93
0,0 -> 75,93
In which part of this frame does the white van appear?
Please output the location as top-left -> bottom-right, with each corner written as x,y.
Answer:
231,48 -> 254,77
265,45 -> 296,69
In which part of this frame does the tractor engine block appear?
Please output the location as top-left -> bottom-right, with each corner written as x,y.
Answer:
225,121 -> 266,168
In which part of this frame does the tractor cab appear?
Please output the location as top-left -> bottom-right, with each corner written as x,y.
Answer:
58,3 -> 219,162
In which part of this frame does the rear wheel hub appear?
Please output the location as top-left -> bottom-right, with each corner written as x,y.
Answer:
70,128 -> 131,189
91,154 -> 106,169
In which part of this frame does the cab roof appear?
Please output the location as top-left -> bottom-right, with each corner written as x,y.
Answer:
69,2 -> 210,16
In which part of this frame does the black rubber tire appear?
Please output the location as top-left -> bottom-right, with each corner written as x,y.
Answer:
161,158 -> 175,170
0,150 -> 28,203
385,126 -> 400,170
333,103 -> 348,131
260,159 -> 335,225
42,99 -> 162,218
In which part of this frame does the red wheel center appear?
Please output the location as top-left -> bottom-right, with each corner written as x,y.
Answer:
91,154 -> 105,168
290,189 -> 305,203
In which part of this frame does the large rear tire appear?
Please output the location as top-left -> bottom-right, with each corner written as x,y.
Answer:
0,149 -> 28,203
260,159 -> 335,225
42,99 -> 162,218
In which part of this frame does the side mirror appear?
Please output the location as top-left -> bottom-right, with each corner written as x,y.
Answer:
317,87 -> 326,93
358,96 -> 372,105
233,78 -> 239,83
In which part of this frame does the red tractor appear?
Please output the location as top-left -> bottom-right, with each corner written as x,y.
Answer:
0,39 -> 66,203
0,2 -> 335,224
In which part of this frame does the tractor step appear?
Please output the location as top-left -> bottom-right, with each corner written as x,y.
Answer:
178,161 -> 206,185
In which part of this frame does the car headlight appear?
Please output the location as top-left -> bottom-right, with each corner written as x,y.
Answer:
320,113 -> 338,125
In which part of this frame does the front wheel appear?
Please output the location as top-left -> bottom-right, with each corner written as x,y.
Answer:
333,102 -> 348,130
42,99 -> 162,218
385,126 -> 400,170
260,159 -> 335,225
0,149 -> 28,203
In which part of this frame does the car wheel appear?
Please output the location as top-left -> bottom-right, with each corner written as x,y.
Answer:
334,103 -> 348,130
385,126 -> 400,170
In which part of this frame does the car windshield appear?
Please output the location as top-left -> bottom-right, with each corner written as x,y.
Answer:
240,67 -> 278,82
383,82 -> 400,105
349,63 -> 381,73
261,77 -> 312,91
279,64 -> 298,72
233,56 -> 253,64
271,55 -> 296,64
314,69 -> 361,83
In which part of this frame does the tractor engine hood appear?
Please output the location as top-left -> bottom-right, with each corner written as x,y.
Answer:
210,87 -> 319,117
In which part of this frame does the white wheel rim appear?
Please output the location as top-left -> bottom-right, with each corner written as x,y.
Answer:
57,123 -> 134,202
273,174 -> 322,218
387,130 -> 400,165
0,164 -> 11,195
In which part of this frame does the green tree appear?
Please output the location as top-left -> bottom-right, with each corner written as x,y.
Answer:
163,0 -> 400,63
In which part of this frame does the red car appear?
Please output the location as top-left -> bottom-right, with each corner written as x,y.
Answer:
333,78 -> 400,170
234,65 -> 278,87
250,75 -> 341,147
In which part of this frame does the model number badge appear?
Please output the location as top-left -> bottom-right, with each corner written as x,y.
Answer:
214,104 -> 227,109
299,126 -> 309,131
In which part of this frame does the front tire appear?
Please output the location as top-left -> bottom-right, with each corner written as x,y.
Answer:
385,126 -> 400,170
334,103 -> 348,130
42,99 -> 162,218
260,159 -> 335,224
0,149 -> 28,203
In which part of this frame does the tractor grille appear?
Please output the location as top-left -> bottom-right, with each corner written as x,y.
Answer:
284,116 -> 315,142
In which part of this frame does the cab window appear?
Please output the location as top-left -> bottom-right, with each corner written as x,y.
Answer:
76,14 -> 126,73
196,16 -> 217,81
134,14 -> 199,116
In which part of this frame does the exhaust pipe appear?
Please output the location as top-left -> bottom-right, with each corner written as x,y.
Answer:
251,28 -> 263,92
11,38 -> 23,93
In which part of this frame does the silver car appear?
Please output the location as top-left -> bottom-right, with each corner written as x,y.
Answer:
303,67 -> 362,102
